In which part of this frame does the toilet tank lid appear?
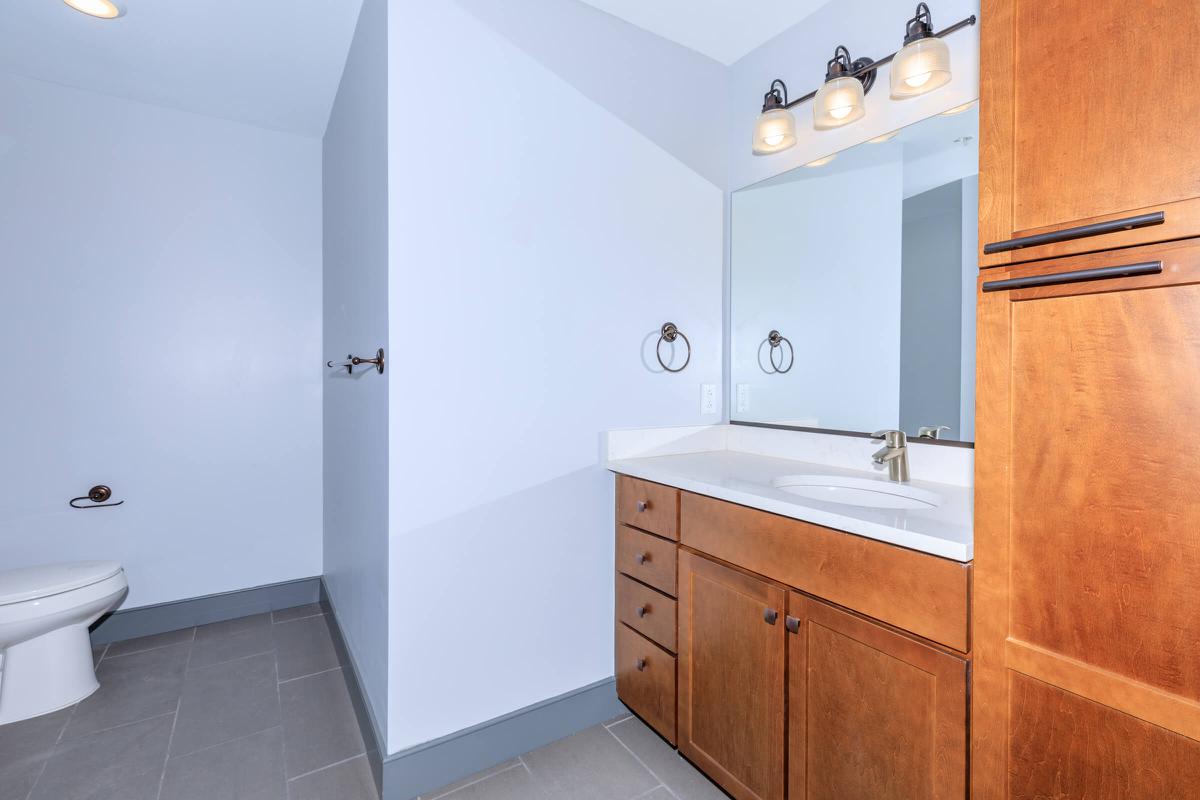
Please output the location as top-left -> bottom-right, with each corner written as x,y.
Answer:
0,561 -> 123,605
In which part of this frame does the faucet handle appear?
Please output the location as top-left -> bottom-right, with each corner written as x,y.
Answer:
871,429 -> 907,446
917,425 -> 951,440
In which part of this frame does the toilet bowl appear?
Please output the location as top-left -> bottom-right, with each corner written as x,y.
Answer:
0,561 -> 128,725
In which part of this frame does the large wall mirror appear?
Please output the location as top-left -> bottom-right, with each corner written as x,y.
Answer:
730,105 -> 979,445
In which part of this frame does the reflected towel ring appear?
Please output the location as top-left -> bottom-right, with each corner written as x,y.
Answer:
656,323 -> 691,373
767,330 -> 794,373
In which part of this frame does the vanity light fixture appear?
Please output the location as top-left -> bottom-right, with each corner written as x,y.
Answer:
749,5 -> 975,153
867,130 -> 901,144
813,46 -> 874,130
890,3 -> 952,98
63,0 -> 124,18
753,80 -> 798,156
940,100 -> 977,116
805,154 -> 837,167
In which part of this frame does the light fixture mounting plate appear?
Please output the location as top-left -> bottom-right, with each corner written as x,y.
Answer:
850,57 -> 877,95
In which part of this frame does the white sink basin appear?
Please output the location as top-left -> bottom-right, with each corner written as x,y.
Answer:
770,475 -> 941,510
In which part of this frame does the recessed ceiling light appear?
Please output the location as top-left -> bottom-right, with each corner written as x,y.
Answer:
805,154 -> 837,168
867,131 -> 900,144
940,100 -> 977,116
63,0 -> 124,19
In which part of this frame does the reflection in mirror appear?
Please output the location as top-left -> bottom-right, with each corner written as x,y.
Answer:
731,107 -> 978,444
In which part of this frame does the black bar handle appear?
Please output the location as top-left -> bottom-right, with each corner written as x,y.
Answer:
982,261 -> 1163,293
983,212 -> 1165,255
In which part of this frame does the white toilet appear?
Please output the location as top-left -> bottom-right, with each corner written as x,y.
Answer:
0,561 -> 128,725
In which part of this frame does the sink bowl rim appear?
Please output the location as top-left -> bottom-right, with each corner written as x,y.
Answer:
769,474 -> 942,509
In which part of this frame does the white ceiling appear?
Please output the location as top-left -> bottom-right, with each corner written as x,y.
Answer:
0,0 -> 363,136
576,0 -> 832,64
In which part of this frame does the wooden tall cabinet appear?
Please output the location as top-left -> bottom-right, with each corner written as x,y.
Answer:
979,0 -> 1200,267
973,241 -> 1200,798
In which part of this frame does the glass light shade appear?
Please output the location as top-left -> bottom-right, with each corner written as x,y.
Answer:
890,37 -> 951,98
752,107 -> 797,155
63,0 -> 122,18
940,100 -> 977,116
805,154 -> 837,167
867,130 -> 900,144
813,77 -> 866,130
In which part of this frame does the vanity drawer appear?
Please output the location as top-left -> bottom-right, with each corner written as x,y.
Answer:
616,623 -> 676,745
617,574 -> 677,652
616,525 -> 677,597
616,476 -> 679,541
680,492 -> 971,652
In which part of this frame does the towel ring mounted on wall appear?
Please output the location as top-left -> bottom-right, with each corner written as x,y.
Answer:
69,485 -> 125,510
767,330 -> 794,374
656,323 -> 692,373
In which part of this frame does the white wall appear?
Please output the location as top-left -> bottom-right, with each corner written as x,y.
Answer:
0,73 -> 323,608
322,0 -> 390,740
730,155 -> 903,428
385,0 -> 726,752
728,0 -> 980,190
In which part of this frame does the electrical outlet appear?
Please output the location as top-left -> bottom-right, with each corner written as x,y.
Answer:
700,384 -> 718,415
737,384 -> 751,413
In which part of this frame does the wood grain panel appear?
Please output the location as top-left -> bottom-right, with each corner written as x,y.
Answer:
681,492 -> 970,652
972,240 -> 1200,797
1008,276 -> 1200,699
678,551 -> 786,800
616,573 -> 677,653
616,524 -> 677,597
796,595 -> 968,800
1009,674 -> 1200,800
616,475 -> 679,541
615,623 -> 676,745
979,0 -> 1200,266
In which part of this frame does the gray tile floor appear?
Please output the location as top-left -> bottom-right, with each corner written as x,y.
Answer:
418,715 -> 730,800
0,603 -> 378,800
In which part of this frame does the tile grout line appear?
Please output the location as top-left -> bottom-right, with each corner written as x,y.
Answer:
101,627 -> 196,661
631,787 -> 668,800
278,664 -> 343,684
154,697 -> 183,800
21,699 -> 79,800
603,723 -> 684,800
275,644 -> 291,800
272,610 -> 327,626
284,752 -> 368,784
422,761 -> 525,800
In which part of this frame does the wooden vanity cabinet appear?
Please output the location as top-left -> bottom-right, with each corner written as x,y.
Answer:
972,240 -> 1200,797
677,551 -> 787,800
616,477 -> 971,799
789,594 -> 968,800
979,0 -> 1200,267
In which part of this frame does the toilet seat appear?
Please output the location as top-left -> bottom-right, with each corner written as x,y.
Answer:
0,561 -> 123,606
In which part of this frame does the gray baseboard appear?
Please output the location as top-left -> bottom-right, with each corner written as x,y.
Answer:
380,677 -> 624,800
89,576 -> 322,645
319,579 -> 386,797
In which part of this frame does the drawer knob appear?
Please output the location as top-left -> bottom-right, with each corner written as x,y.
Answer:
763,608 -> 778,625
636,658 -> 647,672
635,552 -> 649,565
784,615 -> 801,634
636,605 -> 649,618
636,500 -> 650,513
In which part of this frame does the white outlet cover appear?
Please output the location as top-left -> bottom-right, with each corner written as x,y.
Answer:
701,384 -> 718,415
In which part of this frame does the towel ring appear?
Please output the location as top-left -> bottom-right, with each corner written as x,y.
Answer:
656,323 -> 691,373
767,330 -> 794,374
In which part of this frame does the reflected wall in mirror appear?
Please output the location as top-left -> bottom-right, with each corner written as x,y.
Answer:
731,107 -> 978,444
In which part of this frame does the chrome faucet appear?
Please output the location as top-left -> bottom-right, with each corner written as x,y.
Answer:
918,425 -> 950,440
871,430 -> 910,483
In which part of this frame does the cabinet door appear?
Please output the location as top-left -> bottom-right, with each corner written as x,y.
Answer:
973,240 -> 1200,798
979,0 -> 1200,266
788,594 -> 967,800
678,550 -> 786,800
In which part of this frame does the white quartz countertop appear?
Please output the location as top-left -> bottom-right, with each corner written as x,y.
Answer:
606,427 -> 974,562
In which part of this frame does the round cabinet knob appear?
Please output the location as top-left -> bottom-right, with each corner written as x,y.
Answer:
636,658 -> 647,672
636,500 -> 650,513
635,552 -> 649,565
636,605 -> 649,618
763,608 -> 779,625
